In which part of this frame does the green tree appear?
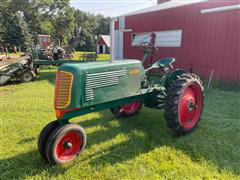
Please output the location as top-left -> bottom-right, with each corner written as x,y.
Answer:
7,0 -> 44,42
51,6 -> 75,45
94,15 -> 111,36
74,10 -> 112,51
40,20 -> 54,35
0,0 -> 111,51
1,0 -> 75,45
2,12 -> 33,50
18,14 -> 34,49
0,0 -> 8,45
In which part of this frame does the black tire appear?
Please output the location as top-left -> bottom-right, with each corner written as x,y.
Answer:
38,120 -> 60,160
20,70 -> 35,82
111,101 -> 142,118
45,123 -> 86,164
164,73 -> 204,136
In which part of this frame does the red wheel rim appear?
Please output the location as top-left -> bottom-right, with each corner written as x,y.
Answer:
178,83 -> 203,129
120,101 -> 141,114
56,131 -> 82,160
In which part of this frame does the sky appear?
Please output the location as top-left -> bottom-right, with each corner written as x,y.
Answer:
70,0 -> 157,17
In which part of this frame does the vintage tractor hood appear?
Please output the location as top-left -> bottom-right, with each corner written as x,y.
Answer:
57,60 -> 145,109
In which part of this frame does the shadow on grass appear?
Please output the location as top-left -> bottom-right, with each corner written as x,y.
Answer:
78,109 -> 240,175
35,70 -> 56,85
0,150 -> 68,179
1,107 -> 239,178
78,110 -> 173,166
1,79 -> 22,86
17,137 -> 36,145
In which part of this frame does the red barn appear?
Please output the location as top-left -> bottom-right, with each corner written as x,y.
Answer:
96,35 -> 110,54
112,0 -> 240,81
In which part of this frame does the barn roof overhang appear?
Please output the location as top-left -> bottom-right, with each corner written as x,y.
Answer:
96,35 -> 110,47
119,0 -> 207,17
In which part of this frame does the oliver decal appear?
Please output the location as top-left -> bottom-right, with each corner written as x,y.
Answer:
128,68 -> 139,75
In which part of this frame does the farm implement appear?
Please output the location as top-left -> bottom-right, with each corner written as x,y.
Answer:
0,55 -> 37,85
0,29 -> 83,86
0,55 -> 80,86
37,33 -> 204,164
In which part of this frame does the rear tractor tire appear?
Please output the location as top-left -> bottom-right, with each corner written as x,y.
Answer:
111,100 -> 142,118
45,123 -> 86,164
164,73 -> 204,136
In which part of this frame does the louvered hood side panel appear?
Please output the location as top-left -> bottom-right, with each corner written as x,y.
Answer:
85,70 -> 127,101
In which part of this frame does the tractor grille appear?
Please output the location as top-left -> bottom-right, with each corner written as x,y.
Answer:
85,69 -> 127,101
54,71 -> 73,108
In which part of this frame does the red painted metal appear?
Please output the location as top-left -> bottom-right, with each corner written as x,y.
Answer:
178,83 -> 203,129
56,131 -> 82,160
122,1 -> 240,80
37,34 -> 51,48
115,20 -> 119,30
120,100 -> 142,114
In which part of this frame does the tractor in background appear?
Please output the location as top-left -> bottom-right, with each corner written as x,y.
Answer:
35,29 -> 82,60
35,34 -> 66,60
0,29 -> 83,86
37,33 -> 204,164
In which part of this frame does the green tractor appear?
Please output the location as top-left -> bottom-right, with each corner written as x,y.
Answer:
38,33 -> 204,164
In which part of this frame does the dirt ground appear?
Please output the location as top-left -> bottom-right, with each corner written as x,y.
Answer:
0,53 -> 23,67
0,56 -> 27,69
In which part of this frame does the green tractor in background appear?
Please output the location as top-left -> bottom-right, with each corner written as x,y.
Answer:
35,28 -> 82,60
38,33 -> 204,164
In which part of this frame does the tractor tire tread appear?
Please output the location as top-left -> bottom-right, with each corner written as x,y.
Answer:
45,123 -> 86,164
37,120 -> 60,160
164,73 -> 204,136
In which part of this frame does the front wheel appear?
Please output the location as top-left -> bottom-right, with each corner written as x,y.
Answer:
111,100 -> 142,118
38,120 -> 60,160
164,73 -> 204,136
45,123 -> 86,164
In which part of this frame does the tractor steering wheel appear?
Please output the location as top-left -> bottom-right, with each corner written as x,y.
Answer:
140,42 -> 158,55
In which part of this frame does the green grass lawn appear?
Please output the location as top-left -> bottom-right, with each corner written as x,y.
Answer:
0,67 -> 240,179
7,51 -> 110,61
71,51 -> 110,61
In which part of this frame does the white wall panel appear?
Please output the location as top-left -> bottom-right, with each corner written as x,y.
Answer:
132,30 -> 182,47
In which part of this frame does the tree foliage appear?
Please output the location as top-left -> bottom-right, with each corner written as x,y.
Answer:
74,10 -> 111,51
0,0 -> 111,51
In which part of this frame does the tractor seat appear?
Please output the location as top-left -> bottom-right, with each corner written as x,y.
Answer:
154,57 -> 175,68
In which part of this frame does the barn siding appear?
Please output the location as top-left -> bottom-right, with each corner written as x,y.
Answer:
122,1 -> 240,80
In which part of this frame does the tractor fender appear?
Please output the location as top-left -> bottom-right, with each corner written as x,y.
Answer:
165,69 -> 185,89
